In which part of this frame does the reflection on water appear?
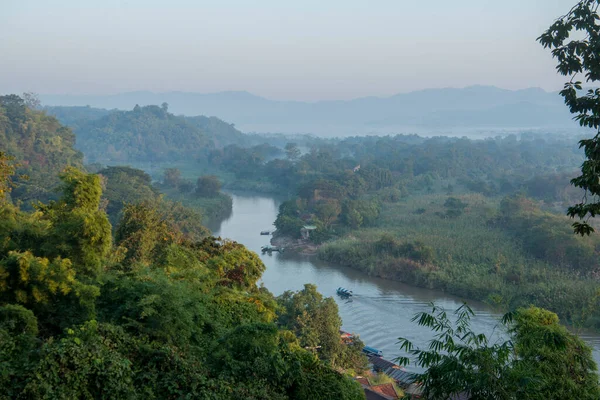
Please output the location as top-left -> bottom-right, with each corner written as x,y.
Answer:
212,192 -> 600,370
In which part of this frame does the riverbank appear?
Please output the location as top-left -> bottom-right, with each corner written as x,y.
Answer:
271,232 -> 320,255
212,191 -> 600,368
317,229 -> 600,329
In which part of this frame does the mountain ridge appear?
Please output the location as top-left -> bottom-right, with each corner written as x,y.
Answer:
39,86 -> 575,136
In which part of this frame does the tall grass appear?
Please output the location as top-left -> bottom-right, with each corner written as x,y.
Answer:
319,193 -> 600,328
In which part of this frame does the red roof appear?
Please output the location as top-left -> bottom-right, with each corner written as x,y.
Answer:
355,377 -> 370,386
370,383 -> 399,399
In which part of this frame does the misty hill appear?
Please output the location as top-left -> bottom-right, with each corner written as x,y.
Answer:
44,104 -> 249,163
41,86 -> 576,136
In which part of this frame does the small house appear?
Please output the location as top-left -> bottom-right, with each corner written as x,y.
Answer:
300,225 -> 317,240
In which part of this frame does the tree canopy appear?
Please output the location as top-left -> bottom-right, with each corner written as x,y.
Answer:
539,0 -> 600,235
397,304 -> 600,400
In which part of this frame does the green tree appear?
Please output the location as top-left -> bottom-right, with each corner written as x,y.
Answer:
196,175 -> 222,197
98,166 -> 160,225
443,196 -> 467,218
315,200 -> 341,229
0,95 -> 83,204
206,240 -> 266,290
0,151 -> 18,202
285,142 -> 301,161
38,168 -> 112,277
277,284 -> 366,369
163,167 -> 181,188
539,0 -> 600,235
115,201 -> 176,267
511,307 -> 600,400
397,304 -> 600,400
0,304 -> 39,398
23,321 -> 137,399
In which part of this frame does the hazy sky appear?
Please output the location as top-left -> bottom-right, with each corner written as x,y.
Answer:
0,0 -> 578,101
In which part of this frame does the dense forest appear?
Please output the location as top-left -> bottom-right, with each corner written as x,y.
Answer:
30,93 -> 600,329
0,95 -> 84,204
44,104 -> 252,163
6,0 -> 600,398
253,134 -> 600,327
0,96 -> 368,399
4,84 -> 600,398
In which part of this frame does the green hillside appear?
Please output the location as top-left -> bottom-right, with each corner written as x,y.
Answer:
0,95 -> 84,203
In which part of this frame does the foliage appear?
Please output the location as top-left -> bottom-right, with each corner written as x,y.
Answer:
206,239 -> 266,289
397,304 -> 600,399
115,201 -> 181,267
0,110 -> 363,399
37,168 -> 112,277
285,142 -> 301,161
277,284 -> 368,371
196,174 -> 222,197
443,196 -> 468,218
511,307 -> 600,399
58,104 -> 214,163
0,151 -> 18,202
0,95 -> 84,204
538,0 -> 600,235
318,193 -> 600,327
162,167 -> 181,188
99,166 -> 160,224
0,251 -> 98,308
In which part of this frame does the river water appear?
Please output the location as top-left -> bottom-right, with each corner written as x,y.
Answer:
207,192 -> 600,370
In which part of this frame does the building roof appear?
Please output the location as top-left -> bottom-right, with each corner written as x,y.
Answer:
368,355 -> 415,386
302,225 -> 317,230
369,356 -> 397,370
355,377 -> 370,386
370,383 -> 399,399
364,387 -> 395,400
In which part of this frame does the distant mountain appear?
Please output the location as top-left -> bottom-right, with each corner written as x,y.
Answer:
41,86 -> 577,136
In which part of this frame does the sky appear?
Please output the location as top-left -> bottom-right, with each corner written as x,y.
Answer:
0,0 -> 580,101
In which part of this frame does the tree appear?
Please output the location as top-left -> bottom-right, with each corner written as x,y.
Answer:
315,200 -> 341,229
163,167 -> 181,188
38,168 -> 112,278
98,166 -> 159,224
0,251 -> 99,333
285,142 -> 301,161
277,284 -> 363,367
22,92 -> 41,109
114,201 -> 175,267
511,307 -> 600,400
539,0 -> 600,235
206,240 -> 266,289
0,151 -> 18,202
0,95 -> 83,204
195,175 -> 221,198
397,304 -> 600,400
443,196 -> 467,218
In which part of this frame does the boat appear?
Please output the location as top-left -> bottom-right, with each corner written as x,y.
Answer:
260,230 -> 271,235
362,345 -> 383,357
261,245 -> 284,253
336,287 -> 353,297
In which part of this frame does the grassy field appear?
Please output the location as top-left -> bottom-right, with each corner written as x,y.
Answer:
318,193 -> 600,328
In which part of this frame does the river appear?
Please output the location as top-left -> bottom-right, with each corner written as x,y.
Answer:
207,192 -> 600,370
